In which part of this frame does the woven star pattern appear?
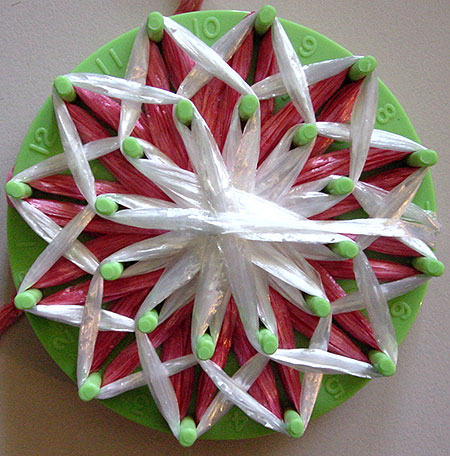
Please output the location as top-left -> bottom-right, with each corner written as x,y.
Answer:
5,10 -> 441,445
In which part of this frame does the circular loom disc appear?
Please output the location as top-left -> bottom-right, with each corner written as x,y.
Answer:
6,9 -> 435,440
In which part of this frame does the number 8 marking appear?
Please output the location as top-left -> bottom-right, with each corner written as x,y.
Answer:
377,103 -> 396,124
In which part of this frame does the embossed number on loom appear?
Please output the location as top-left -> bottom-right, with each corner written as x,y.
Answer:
298,35 -> 317,58
29,127 -> 52,155
390,301 -> 411,321
376,103 -> 396,124
192,16 -> 221,40
325,377 -> 345,400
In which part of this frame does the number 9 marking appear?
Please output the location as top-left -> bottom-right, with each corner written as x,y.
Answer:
298,35 -> 317,58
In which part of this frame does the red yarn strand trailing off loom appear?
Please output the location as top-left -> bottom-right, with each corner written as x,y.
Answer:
174,0 -> 204,15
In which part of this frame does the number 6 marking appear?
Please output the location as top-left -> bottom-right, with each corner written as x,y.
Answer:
325,377 -> 345,400
390,301 -> 411,321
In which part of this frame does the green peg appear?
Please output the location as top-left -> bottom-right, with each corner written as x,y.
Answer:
329,240 -> 359,259
53,75 -> 76,102
175,99 -> 194,126
305,295 -> 331,317
147,12 -> 164,42
284,409 -> 305,438
258,328 -> 279,355
95,196 -> 118,216
99,261 -> 123,281
78,372 -> 102,401
122,136 -> 143,158
369,351 -> 396,377
254,5 -> 277,35
137,309 -> 159,333
348,56 -> 377,81
14,289 -> 42,310
325,176 -> 354,195
196,333 -> 215,360
407,149 -> 438,167
292,123 -> 318,146
239,94 -> 259,121
179,417 -> 197,447
412,257 -> 444,277
5,180 -> 32,199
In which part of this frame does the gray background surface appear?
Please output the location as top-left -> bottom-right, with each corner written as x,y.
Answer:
0,1 -> 449,455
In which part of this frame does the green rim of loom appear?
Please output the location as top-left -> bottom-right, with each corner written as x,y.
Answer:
6,9 -> 436,441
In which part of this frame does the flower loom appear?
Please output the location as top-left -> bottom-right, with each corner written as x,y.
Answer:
2,1 -> 443,447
